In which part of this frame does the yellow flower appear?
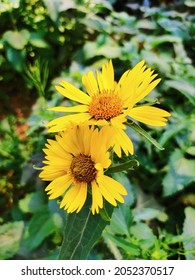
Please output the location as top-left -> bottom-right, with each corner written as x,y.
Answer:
39,125 -> 127,214
47,60 -> 171,157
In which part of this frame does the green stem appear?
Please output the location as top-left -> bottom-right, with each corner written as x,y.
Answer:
126,121 -> 164,150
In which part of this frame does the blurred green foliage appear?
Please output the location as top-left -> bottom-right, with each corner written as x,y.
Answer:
0,0 -> 195,259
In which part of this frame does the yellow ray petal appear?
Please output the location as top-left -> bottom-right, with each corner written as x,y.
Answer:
45,174 -> 72,196
55,133 -> 80,156
116,60 -> 145,99
101,60 -> 115,90
56,81 -> 90,104
97,177 -> 117,206
130,78 -> 161,107
60,182 -> 87,213
82,70 -> 99,96
46,139 -> 69,157
91,180 -> 103,214
46,113 -> 91,132
66,182 -> 87,213
75,183 -> 88,213
128,105 -> 171,126
48,105 -> 89,113
39,169 -> 65,181
60,184 -> 80,210
98,175 -> 127,205
109,127 -> 134,157
110,115 -> 127,129
95,61 -> 115,93
42,148 -> 68,160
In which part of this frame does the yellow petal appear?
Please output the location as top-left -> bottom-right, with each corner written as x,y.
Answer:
56,81 -> 90,104
131,78 -> 161,107
48,105 -> 88,113
109,127 -> 134,157
91,180 -> 103,214
82,70 -> 99,96
128,105 -> 171,126
67,182 -> 87,213
96,60 -> 115,92
116,60 -> 145,99
101,60 -> 115,90
39,169 -> 65,181
46,139 -> 69,157
102,175 -> 127,196
61,184 -> 80,210
45,174 -> 72,198
97,177 -> 117,206
46,113 -> 91,132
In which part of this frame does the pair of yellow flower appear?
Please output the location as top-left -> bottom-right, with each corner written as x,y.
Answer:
39,60 -> 170,215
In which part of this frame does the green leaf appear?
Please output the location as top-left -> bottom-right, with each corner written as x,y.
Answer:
58,196 -> 113,260
0,221 -> 24,260
185,0 -> 195,7
109,204 -> 133,236
42,0 -> 59,21
159,123 -> 186,146
163,149 -> 195,196
130,222 -> 155,249
6,47 -> 26,72
29,32 -> 49,48
183,207 -> 195,260
99,202 -> 113,221
186,146 -> 195,156
164,79 -> 195,105
112,172 -> 135,206
147,35 -> 181,47
25,206 -> 63,251
131,222 -> 155,240
126,121 -> 164,150
19,192 -> 46,213
103,231 -> 140,256
3,30 -> 30,50
133,208 -> 168,223
0,0 -> 20,13
107,159 -> 139,173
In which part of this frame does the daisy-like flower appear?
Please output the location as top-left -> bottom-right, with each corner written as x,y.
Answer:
47,60 -> 171,157
39,124 -> 127,214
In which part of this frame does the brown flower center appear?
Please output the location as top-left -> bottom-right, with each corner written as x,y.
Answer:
89,90 -> 123,120
70,154 -> 97,183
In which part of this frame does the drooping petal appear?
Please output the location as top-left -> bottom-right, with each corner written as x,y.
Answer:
104,126 -> 134,157
66,182 -> 88,213
60,183 -> 87,213
91,180 -> 103,214
97,178 -> 117,206
60,184 -> 80,209
110,115 -> 127,129
97,175 -> 127,206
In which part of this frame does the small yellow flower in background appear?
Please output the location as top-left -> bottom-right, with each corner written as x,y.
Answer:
39,124 -> 127,214
47,60 -> 171,157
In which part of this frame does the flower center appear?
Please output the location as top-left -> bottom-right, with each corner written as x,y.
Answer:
89,90 -> 123,120
70,154 -> 97,183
